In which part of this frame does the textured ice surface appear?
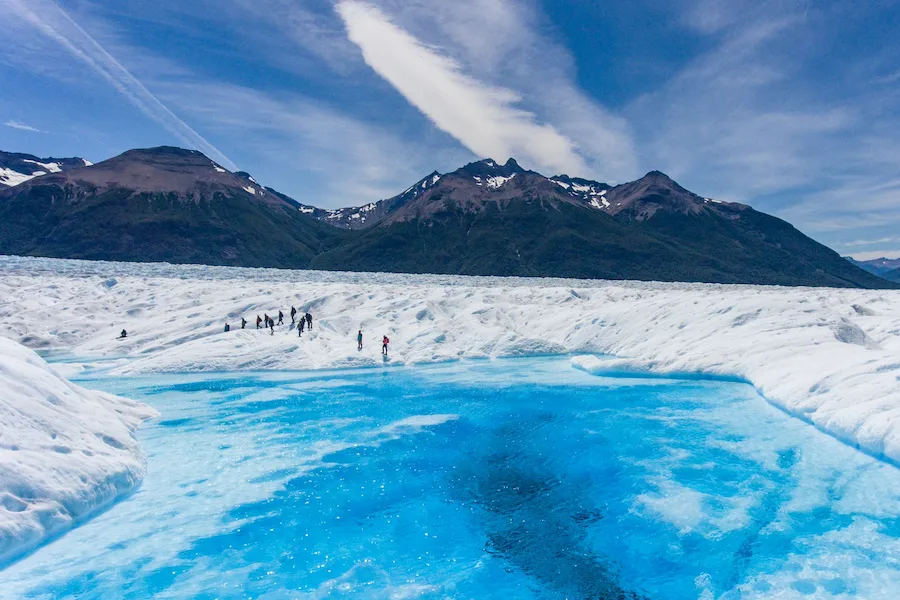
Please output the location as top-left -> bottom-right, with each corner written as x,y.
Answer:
1,358 -> 898,598
2,255 -> 900,464
0,337 -> 156,565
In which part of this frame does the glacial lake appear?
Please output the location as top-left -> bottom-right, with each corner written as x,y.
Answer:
2,357 -> 899,599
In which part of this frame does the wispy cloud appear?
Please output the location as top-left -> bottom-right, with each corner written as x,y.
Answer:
841,237 -> 900,248
624,0 -> 900,252
0,0 -> 237,170
846,249 -> 900,261
158,80 -> 466,206
335,1 -> 590,177
3,119 -> 45,133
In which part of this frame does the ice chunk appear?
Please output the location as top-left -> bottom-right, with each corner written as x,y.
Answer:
0,337 -> 156,564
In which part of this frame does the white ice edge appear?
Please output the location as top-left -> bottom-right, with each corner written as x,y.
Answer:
0,337 -> 157,565
0,254 -> 899,524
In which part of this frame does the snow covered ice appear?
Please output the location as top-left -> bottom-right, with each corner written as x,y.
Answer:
1,255 -> 900,465
1,254 -> 900,582
0,336 -> 156,565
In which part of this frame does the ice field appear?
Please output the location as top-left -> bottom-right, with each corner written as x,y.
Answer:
2,255 -> 900,594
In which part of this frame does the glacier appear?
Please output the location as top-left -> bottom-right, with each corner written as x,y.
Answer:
0,336 -> 156,565
1,253 -> 900,566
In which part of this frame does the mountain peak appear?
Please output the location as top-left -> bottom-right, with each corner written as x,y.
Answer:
119,146 -> 205,159
454,157 -> 526,179
641,170 -> 677,184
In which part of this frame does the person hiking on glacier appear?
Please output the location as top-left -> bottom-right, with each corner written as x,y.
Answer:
256,315 -> 262,330
278,310 -> 284,325
305,312 -> 313,330
357,330 -> 363,351
224,322 -> 231,333
290,306 -> 297,324
264,314 -> 271,328
382,335 -> 389,355
269,317 -> 275,335
119,329 -> 127,339
298,316 -> 306,336
241,317 -> 247,330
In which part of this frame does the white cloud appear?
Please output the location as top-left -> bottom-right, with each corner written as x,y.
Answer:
335,0 -> 632,179
0,0 -> 237,171
841,237 -> 900,248
3,120 -> 45,133
846,249 -> 900,261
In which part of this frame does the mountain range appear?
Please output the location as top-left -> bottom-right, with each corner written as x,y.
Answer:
846,257 -> 900,282
0,145 -> 893,289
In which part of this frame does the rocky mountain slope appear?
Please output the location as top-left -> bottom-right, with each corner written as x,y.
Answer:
0,147 -> 344,267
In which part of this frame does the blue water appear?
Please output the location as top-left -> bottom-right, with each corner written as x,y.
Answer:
2,358 -> 900,599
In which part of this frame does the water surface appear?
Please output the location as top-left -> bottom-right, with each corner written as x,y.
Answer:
2,358 -> 899,599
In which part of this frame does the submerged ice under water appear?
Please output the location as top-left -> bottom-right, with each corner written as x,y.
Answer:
2,358 -> 900,599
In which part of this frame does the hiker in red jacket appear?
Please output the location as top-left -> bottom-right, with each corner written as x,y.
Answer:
382,335 -> 389,355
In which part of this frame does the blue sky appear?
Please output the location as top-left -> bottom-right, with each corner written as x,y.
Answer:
2,0 -> 900,259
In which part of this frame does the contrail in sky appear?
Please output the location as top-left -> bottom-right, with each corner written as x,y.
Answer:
2,0 -> 238,170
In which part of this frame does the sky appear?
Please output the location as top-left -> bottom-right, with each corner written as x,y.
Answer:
1,0 -> 900,259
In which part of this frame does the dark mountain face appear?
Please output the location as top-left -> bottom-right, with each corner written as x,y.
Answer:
0,146 -> 892,288
0,146 -> 345,267
311,162 -> 894,288
0,150 -> 90,187
886,267 -> 900,282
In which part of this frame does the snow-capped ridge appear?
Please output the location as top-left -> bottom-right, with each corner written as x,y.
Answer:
0,150 -> 90,187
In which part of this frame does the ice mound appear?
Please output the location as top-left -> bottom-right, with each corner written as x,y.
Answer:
0,337 -> 157,564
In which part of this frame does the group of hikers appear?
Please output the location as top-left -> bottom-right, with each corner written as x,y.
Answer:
223,306 -> 390,354
224,307 -> 313,336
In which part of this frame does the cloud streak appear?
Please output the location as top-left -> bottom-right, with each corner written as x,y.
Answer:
158,80 -> 466,207
336,1 -> 596,177
3,120 -> 45,133
1,0 -> 237,170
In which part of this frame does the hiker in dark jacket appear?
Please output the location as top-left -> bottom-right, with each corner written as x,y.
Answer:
256,315 -> 262,329
305,312 -> 312,330
241,317 -> 247,329
357,330 -> 363,351
299,317 -> 305,336
264,314 -> 271,328
290,307 -> 297,323
224,323 -> 231,332
278,311 -> 284,325
269,318 -> 275,335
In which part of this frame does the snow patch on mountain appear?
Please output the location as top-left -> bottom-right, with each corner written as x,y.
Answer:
486,174 -> 516,189
0,168 -> 37,187
22,159 -> 62,173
